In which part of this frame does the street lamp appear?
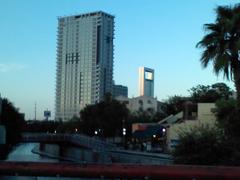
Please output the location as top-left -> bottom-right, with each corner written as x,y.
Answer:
162,128 -> 166,136
122,128 -> 126,136
162,128 -> 166,133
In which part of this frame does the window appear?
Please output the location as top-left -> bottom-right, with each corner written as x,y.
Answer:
145,71 -> 153,80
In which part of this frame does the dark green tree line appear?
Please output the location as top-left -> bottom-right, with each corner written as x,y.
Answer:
0,98 -> 25,144
80,94 -> 129,137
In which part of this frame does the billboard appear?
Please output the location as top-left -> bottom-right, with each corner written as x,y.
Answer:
44,110 -> 51,118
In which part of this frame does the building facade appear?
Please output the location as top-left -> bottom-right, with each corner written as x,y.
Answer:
139,67 -> 154,97
165,103 -> 216,151
116,95 -> 165,114
113,84 -> 128,98
55,11 -> 114,121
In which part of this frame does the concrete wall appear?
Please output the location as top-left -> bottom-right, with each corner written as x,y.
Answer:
43,144 -> 60,156
37,143 -> 111,163
34,143 -> 172,164
197,103 -> 216,123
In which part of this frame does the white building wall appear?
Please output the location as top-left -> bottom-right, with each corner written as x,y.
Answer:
116,96 -> 159,113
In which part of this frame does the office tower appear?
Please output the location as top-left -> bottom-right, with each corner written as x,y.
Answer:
139,67 -> 154,97
55,11 -> 114,121
113,84 -> 128,98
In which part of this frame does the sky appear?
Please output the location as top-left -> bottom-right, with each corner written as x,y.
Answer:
0,0 -> 238,120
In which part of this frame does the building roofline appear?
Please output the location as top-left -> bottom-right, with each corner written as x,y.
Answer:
58,11 -> 114,19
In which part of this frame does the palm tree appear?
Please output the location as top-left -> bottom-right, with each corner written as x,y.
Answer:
197,4 -> 240,104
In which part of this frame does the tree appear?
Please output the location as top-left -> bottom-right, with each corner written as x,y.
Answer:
189,85 -> 216,103
0,98 -> 25,144
197,4 -> 240,103
188,83 -> 232,103
80,97 -> 129,137
215,98 -> 240,138
165,95 -> 189,115
172,125 -> 230,165
173,98 -> 240,166
211,82 -> 233,99
56,117 -> 81,133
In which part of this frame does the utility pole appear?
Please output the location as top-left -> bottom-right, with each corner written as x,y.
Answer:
34,102 -> 37,121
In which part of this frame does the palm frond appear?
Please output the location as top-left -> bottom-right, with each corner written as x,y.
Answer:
216,5 -> 233,21
213,54 -> 231,80
200,45 -> 217,68
197,4 -> 240,86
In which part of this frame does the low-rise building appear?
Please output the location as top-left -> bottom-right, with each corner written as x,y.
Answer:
161,103 -> 216,151
116,95 -> 165,114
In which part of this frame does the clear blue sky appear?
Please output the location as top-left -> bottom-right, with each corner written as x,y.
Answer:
0,0 -> 238,120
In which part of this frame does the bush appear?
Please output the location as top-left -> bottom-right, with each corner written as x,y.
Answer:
172,125 -> 229,165
215,99 -> 240,138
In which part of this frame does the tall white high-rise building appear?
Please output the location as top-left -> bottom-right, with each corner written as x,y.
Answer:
55,11 -> 114,121
139,67 -> 154,97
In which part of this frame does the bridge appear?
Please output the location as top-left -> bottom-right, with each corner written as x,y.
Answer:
21,133 -> 173,164
21,133 -> 117,151
1,161 -> 240,179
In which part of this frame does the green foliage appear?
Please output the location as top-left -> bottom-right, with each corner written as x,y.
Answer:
173,98 -> 240,166
189,83 -> 232,103
189,85 -> 218,103
165,95 -> 189,115
164,83 -> 232,117
80,98 -> 129,137
56,117 -> 81,133
215,99 -> 240,138
212,83 -> 233,99
0,98 -> 25,144
173,125 -> 228,165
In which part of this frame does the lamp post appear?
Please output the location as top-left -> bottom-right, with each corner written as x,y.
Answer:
162,127 -> 167,152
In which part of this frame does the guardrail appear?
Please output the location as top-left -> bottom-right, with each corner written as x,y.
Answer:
0,161 -> 240,179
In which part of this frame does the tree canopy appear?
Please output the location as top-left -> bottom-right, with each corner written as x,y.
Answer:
197,4 -> 240,102
172,125 -> 235,165
80,96 -> 129,137
0,98 -> 25,144
189,83 -> 232,103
